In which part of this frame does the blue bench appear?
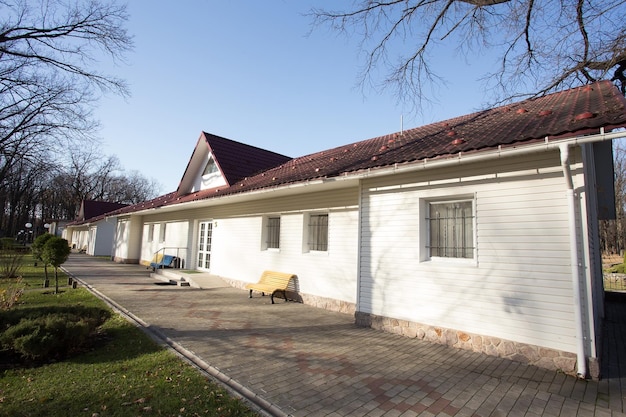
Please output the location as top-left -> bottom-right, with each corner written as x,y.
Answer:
149,254 -> 179,270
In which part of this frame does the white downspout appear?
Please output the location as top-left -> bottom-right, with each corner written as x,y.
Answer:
559,143 -> 587,379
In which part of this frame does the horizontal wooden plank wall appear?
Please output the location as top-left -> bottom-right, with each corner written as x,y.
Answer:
358,149 -> 585,354
137,188 -> 360,306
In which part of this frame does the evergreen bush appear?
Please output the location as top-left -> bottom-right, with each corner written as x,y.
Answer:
0,313 -> 99,361
42,237 -> 71,293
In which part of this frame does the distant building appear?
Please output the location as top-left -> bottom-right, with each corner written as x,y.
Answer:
63,200 -> 127,255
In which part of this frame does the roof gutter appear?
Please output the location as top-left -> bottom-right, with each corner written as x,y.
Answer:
356,127 -> 625,181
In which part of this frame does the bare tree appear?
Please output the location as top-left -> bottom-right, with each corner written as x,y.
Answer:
0,157 -> 51,237
0,0 -> 132,182
601,141 -> 626,255
104,170 -> 161,204
0,146 -> 160,237
309,0 -> 626,110
59,145 -> 159,208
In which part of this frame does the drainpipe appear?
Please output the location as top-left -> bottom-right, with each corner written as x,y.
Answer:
559,143 -> 587,379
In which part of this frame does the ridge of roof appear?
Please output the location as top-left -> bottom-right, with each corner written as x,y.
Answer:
202,132 -> 292,185
87,80 -> 626,218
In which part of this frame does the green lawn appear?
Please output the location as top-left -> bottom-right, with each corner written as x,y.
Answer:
0,254 -> 258,417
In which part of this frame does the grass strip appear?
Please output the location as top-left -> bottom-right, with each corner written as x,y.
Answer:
0,254 -> 258,417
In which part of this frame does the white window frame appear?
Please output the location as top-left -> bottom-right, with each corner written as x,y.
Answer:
305,212 -> 329,253
159,223 -> 166,243
147,224 -> 154,242
202,154 -> 219,176
422,196 -> 476,263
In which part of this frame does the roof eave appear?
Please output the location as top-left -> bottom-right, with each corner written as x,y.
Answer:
352,127 -> 626,182
112,127 -> 626,217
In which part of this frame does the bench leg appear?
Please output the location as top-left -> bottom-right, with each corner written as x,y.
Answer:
249,289 -> 253,298
270,290 -> 288,304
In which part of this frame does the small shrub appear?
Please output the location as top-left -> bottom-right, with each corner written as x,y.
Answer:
0,313 -> 100,361
0,237 -> 15,250
31,234 -> 53,262
0,251 -> 24,278
42,237 -> 71,293
0,276 -> 25,310
31,233 -> 53,285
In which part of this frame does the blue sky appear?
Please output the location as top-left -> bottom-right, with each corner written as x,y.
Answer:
97,1 -> 494,193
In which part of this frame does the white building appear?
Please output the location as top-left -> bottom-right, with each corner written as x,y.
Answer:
95,81 -> 626,379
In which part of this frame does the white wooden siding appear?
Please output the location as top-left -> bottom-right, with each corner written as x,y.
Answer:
140,221 -> 187,262
210,190 -> 359,303
132,188 -> 359,303
359,149 -> 587,353
73,228 -> 89,251
87,226 -> 96,255
112,219 -> 129,259
88,220 -> 115,256
161,221 -> 189,265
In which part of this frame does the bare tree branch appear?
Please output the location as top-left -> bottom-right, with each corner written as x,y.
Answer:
0,0 -> 132,185
0,1 -> 135,235
309,0 -> 626,110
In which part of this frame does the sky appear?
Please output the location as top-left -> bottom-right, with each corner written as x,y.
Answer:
96,1 -> 495,194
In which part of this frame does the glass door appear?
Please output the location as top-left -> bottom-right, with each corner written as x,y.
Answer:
197,221 -> 213,270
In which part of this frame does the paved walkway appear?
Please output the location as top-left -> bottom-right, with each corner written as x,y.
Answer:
62,254 -> 626,417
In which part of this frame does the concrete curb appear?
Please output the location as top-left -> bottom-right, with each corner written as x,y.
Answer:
62,268 -> 289,417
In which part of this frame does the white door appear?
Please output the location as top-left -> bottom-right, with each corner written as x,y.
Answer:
197,221 -> 213,271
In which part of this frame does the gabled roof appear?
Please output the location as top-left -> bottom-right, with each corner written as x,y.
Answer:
177,132 -> 292,194
76,200 -> 128,222
104,80 -> 626,217
204,133 -> 292,185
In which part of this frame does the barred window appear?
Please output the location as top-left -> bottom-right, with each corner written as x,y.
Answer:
266,217 -> 280,249
427,201 -> 474,259
308,214 -> 328,251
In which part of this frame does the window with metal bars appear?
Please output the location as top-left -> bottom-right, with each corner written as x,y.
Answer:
266,217 -> 280,249
427,200 -> 474,259
308,214 -> 328,251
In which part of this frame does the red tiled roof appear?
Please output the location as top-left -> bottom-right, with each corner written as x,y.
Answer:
216,80 -> 626,195
111,192 -> 178,215
108,80 -> 626,216
77,200 -> 128,222
203,132 -> 291,185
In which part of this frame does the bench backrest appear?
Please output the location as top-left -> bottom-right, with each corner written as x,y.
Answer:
161,255 -> 175,265
259,270 -> 295,287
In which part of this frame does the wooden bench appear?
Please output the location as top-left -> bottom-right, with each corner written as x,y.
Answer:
245,270 -> 295,304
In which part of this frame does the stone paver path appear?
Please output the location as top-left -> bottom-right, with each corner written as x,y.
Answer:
63,255 -> 626,416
